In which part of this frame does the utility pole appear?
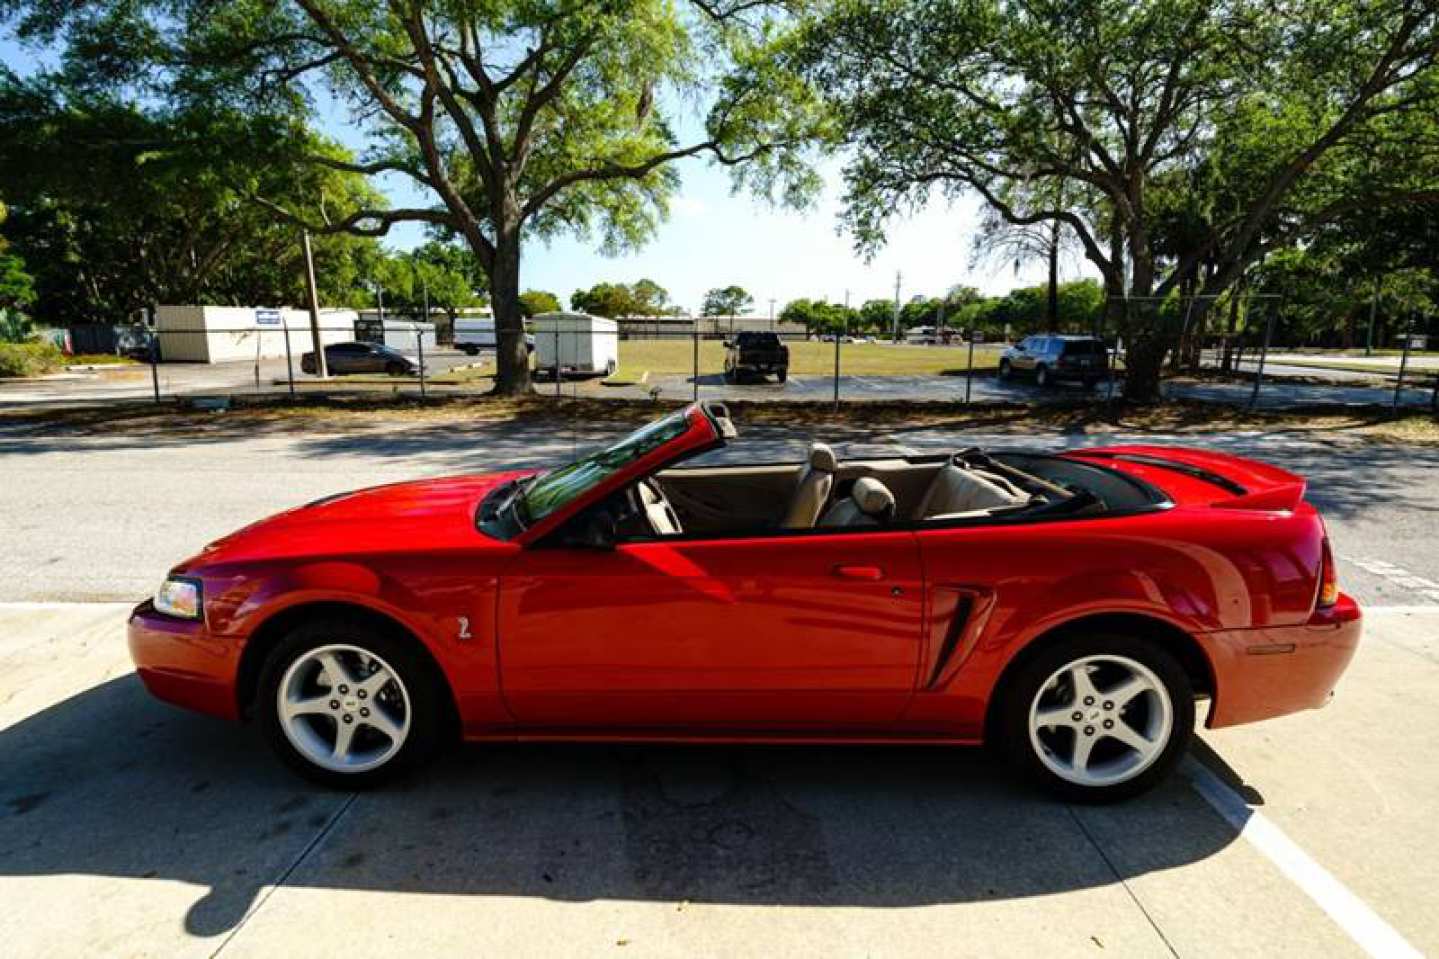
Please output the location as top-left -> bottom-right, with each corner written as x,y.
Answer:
301,231 -> 327,378
768,298 -> 776,330
892,271 -> 902,342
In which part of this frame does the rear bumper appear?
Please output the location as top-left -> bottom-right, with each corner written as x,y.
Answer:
1205,593 -> 1362,728
127,600 -> 241,721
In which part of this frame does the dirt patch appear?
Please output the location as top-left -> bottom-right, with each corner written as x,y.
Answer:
3,391 -> 1436,446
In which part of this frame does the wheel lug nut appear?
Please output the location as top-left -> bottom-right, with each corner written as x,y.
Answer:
1103,719 -> 1114,729
1084,726 -> 1095,736
1103,701 -> 1114,710
342,714 -> 354,724
1083,696 -> 1095,706
360,707 -> 370,717
329,700 -> 340,710
357,689 -> 368,700
338,684 -> 349,694
1071,711 -> 1083,722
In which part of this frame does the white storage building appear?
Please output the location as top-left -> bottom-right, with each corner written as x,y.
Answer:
155,305 -> 357,363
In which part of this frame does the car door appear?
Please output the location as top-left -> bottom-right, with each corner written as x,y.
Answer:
497,527 -> 926,729
326,344 -> 361,373
1012,337 -> 1036,371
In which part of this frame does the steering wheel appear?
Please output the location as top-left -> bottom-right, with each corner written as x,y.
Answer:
635,478 -> 683,536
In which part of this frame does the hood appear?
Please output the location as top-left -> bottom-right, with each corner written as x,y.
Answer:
184,470 -> 529,568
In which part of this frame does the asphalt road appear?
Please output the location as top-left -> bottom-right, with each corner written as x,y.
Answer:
1,416 -> 1435,605
2,416 -> 1437,955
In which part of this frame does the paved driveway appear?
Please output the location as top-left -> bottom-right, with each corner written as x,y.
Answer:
0,603 -> 1434,956
2,415 -> 1437,955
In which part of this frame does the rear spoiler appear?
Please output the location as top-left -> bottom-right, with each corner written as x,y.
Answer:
1066,446 -> 1306,511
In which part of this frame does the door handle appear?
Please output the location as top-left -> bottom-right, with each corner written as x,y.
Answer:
832,564 -> 884,581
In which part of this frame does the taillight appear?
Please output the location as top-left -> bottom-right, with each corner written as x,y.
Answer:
1318,537 -> 1339,608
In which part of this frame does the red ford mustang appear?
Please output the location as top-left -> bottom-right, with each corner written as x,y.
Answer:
129,402 -> 1360,802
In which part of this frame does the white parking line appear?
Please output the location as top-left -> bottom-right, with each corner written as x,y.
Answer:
1344,556 -> 1439,604
1185,759 -> 1421,959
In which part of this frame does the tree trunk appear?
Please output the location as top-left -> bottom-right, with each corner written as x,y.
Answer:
488,232 -> 532,396
1220,278 -> 1243,373
1046,223 -> 1059,330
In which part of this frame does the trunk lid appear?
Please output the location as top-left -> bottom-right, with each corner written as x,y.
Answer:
1063,445 -> 1307,511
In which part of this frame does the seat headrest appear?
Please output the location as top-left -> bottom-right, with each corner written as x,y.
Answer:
851,476 -> 895,517
809,442 -> 837,471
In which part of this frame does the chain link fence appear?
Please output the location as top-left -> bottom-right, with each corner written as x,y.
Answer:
21,307 -> 1439,414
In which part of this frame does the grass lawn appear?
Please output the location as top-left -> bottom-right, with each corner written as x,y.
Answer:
607,339 -> 1007,379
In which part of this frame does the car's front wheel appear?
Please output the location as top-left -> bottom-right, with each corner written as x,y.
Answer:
998,634 -> 1193,803
258,618 -> 445,788
1035,364 -> 1050,387
998,359 -> 1012,380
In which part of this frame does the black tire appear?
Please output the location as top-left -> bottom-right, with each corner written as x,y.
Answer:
385,360 -> 407,377
1082,377 -> 1097,389
723,366 -> 736,384
999,359 -> 1012,380
257,616 -> 447,789
995,633 -> 1194,803
1035,364 -> 1050,387
776,368 -> 788,383
461,346 -> 478,356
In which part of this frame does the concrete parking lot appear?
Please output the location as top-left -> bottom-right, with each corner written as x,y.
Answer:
2,414 -> 1437,956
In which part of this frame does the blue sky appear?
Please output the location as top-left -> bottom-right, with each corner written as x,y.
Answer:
3,32 -> 1087,312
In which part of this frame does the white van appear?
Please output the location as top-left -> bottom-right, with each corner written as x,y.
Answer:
905,325 -> 938,345
454,315 -> 534,355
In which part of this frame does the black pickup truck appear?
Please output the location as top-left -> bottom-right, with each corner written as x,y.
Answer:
723,331 -> 790,383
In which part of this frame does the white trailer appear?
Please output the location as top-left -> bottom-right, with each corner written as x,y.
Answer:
531,313 -> 619,376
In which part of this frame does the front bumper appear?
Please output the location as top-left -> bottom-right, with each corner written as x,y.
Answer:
128,600 -> 241,721
1205,592 -> 1362,728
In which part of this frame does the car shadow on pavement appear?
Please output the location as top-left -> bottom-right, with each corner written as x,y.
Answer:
0,674 -> 1251,941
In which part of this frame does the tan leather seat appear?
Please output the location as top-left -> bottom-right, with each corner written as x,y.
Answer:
915,460 -> 1028,519
638,482 -> 681,535
781,443 -> 837,529
819,477 -> 896,527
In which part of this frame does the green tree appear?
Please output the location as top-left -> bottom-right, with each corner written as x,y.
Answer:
0,200 -> 35,314
11,1 -> 826,393
802,0 -> 1439,399
518,289 -> 561,317
571,282 -> 640,318
0,75 -> 391,321
702,285 -> 754,316
857,298 -> 894,335
630,279 -> 671,316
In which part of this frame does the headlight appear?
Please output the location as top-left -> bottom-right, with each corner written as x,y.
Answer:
155,577 -> 203,620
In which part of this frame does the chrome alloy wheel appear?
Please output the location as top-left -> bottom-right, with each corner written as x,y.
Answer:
1027,654 -> 1174,788
276,644 -> 412,773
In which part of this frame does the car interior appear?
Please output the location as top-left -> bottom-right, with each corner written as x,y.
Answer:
582,408 -> 1163,543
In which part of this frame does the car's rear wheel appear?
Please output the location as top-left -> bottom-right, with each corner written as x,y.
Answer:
385,360 -> 407,376
998,359 -> 1012,380
998,634 -> 1193,802
1035,364 -> 1050,387
258,618 -> 444,788
776,368 -> 788,383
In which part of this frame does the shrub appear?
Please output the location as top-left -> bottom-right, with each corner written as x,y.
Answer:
0,341 -> 65,377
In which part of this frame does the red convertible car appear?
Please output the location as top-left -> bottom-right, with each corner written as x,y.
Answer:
129,402 -> 1360,802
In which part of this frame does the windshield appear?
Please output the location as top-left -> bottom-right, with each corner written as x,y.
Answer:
520,409 -> 693,524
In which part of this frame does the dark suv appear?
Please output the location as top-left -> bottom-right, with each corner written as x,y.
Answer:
999,334 -> 1108,387
723,331 -> 790,383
